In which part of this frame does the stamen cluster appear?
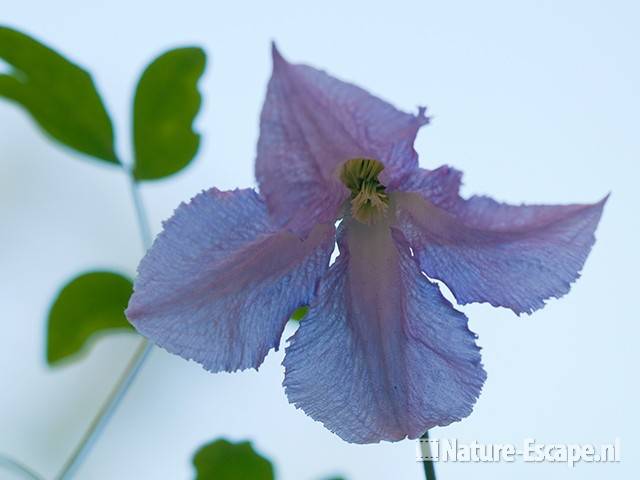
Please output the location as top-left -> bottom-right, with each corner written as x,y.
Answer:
339,158 -> 389,224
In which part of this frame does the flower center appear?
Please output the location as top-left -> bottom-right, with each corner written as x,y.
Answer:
339,158 -> 389,224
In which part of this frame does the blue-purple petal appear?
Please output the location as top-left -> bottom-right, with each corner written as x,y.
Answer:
126,188 -> 335,372
396,191 -> 608,314
283,219 -> 485,443
395,165 -> 463,208
256,44 -> 428,233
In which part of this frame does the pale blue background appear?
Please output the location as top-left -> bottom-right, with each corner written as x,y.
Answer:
1,1 -> 638,479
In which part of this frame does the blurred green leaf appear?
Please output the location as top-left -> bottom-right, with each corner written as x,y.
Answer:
193,439 -> 274,480
0,26 -> 118,163
133,47 -> 206,180
47,271 -> 135,365
290,306 -> 309,321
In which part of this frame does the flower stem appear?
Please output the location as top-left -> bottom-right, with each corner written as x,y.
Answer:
0,453 -> 45,480
55,340 -> 152,479
55,174 -> 154,479
128,172 -> 153,251
421,431 -> 437,480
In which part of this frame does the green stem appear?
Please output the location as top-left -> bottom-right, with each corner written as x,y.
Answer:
55,174 -> 153,479
128,173 -> 153,251
55,340 -> 152,479
0,454 -> 45,480
421,431 -> 437,480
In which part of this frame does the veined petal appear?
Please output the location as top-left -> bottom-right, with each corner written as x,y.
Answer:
283,218 -> 485,443
126,188 -> 335,372
396,191 -> 608,314
256,44 -> 428,233
396,165 -> 463,208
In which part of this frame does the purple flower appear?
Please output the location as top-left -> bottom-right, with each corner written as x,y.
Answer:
126,45 -> 607,443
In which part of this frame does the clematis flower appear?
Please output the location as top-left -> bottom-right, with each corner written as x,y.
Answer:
126,45 -> 607,443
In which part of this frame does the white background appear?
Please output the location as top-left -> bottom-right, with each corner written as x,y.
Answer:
1,1 -> 638,479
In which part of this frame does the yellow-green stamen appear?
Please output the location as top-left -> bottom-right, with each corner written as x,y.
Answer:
339,158 -> 389,224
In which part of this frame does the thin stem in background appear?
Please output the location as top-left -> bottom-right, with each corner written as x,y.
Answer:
128,172 -> 153,251
55,174 -> 154,480
55,340 -> 152,480
0,454 -> 45,480
421,430 -> 437,480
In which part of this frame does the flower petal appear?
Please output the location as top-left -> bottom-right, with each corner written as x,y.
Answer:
283,219 -> 485,443
396,191 -> 608,314
395,165 -> 463,208
126,188 -> 335,372
256,44 -> 428,233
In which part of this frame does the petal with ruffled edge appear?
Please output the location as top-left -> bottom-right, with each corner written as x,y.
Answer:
283,218 -> 485,443
126,188 -> 335,372
396,191 -> 608,315
256,44 -> 429,233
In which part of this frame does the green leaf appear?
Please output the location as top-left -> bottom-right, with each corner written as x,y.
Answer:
0,26 -> 118,163
133,47 -> 206,180
290,306 -> 309,321
193,439 -> 274,480
47,271 -> 135,365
